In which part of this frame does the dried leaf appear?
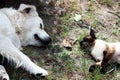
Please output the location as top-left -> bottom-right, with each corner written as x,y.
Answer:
62,38 -> 72,48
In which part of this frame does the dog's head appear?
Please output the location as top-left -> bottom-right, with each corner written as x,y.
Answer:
80,28 -> 96,50
18,4 -> 51,47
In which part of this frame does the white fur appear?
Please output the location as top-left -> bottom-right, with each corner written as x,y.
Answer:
0,4 -> 50,77
91,39 -> 120,64
91,40 -> 105,61
0,65 -> 9,80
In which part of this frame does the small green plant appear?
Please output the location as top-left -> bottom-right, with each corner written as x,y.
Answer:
55,51 -> 68,60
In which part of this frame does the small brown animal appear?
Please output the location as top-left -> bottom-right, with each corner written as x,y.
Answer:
80,28 -> 120,73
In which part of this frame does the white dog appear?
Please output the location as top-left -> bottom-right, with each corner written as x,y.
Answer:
0,3 -> 51,80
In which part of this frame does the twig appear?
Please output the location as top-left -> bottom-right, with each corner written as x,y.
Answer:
108,11 -> 120,18
106,67 -> 115,74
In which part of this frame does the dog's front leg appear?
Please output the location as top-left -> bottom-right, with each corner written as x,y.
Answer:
0,36 -> 48,77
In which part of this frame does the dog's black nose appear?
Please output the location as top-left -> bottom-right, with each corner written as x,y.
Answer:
40,37 -> 52,45
45,37 -> 52,44
34,34 -> 52,45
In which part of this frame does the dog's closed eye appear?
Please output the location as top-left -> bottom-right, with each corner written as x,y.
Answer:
40,23 -> 43,29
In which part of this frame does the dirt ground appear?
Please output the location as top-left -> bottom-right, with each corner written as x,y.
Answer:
0,0 -> 120,80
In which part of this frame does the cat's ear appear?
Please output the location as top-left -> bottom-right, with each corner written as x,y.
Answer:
89,26 -> 96,39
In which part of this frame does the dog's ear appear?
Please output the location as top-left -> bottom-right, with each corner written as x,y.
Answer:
18,4 -> 38,16
90,27 -> 96,39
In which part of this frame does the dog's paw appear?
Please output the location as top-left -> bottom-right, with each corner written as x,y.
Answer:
0,65 -> 9,80
89,65 -> 96,72
36,73 -> 46,79
0,75 -> 9,80
36,69 -> 48,76
30,65 -> 48,77
3,77 -> 9,80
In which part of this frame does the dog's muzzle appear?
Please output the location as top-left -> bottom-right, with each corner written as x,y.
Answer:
34,34 -> 52,45
39,37 -> 52,45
